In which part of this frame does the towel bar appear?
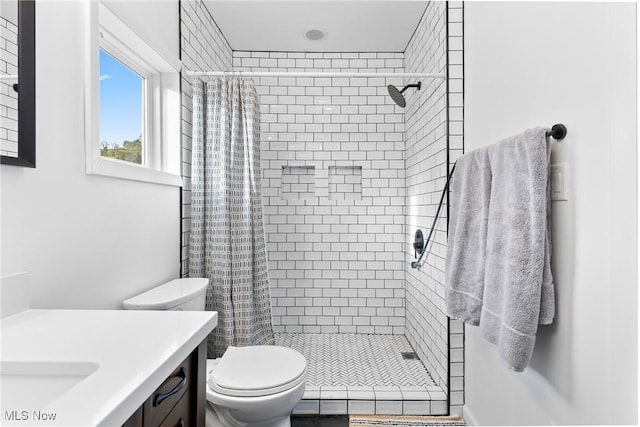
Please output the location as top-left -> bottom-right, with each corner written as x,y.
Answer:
411,124 -> 565,269
546,124 -> 567,140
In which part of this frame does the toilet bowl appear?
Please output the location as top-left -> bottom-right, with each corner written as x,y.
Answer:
206,346 -> 306,427
123,278 -> 307,427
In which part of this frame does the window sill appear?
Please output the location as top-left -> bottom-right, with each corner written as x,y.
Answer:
87,156 -> 182,187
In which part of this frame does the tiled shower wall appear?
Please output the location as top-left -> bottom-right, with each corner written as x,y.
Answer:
179,0 -> 233,274
446,3 -> 464,415
180,1 -> 466,414
233,52 -> 408,334
404,0 -> 447,389
404,1 -> 464,403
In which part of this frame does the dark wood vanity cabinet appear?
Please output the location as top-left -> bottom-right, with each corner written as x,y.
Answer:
123,341 -> 207,427
122,409 -> 143,427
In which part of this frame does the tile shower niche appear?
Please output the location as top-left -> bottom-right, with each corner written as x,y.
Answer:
329,166 -> 362,201
281,165 -> 316,200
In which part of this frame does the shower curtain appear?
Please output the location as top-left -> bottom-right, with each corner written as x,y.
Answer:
189,77 -> 275,358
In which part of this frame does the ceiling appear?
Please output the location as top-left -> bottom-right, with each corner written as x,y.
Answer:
203,1 -> 429,52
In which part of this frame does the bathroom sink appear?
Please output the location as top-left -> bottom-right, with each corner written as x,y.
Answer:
0,361 -> 99,408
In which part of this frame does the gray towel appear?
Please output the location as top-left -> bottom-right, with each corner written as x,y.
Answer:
445,147 -> 492,325
480,127 -> 555,372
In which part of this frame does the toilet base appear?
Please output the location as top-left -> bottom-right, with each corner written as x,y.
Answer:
206,401 -> 291,427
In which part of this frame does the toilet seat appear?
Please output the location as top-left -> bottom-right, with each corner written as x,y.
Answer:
207,346 -> 307,398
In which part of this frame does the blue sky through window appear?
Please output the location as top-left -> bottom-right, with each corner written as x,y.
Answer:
99,49 -> 144,147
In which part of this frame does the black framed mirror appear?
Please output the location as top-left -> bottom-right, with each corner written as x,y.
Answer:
1,0 -> 35,168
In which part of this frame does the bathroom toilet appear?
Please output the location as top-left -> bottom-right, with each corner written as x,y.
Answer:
123,278 -> 307,427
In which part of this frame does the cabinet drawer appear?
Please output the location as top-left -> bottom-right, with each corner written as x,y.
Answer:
159,390 -> 192,427
144,355 -> 194,426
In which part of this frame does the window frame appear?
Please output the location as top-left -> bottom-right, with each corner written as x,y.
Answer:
84,1 -> 182,187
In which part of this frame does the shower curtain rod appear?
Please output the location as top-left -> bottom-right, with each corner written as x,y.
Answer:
185,70 -> 445,79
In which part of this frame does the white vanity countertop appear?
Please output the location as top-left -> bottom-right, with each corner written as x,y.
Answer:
0,309 -> 217,426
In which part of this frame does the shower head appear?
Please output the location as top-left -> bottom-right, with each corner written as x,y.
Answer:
387,82 -> 422,108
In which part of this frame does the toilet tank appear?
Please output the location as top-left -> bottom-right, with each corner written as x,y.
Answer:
122,278 -> 209,311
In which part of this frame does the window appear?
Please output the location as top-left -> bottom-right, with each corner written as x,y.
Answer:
99,49 -> 144,165
84,2 -> 181,186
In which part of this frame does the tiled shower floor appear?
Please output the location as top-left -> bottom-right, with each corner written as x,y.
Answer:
276,333 -> 448,416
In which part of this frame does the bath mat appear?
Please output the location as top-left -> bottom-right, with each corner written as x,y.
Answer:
349,415 -> 464,427
293,416 -> 348,427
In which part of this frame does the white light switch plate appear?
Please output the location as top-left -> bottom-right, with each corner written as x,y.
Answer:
550,162 -> 568,201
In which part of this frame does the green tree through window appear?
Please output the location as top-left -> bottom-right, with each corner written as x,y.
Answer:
100,136 -> 142,164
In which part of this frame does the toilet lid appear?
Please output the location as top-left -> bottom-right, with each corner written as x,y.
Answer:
122,278 -> 208,310
208,346 -> 306,397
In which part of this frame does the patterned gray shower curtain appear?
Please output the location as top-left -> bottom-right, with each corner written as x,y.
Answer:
189,78 -> 275,358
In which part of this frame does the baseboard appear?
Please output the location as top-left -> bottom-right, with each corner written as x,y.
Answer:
462,406 -> 477,426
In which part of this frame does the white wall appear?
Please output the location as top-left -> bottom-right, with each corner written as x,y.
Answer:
104,1 -> 178,67
0,1 -> 181,309
464,2 -> 637,425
